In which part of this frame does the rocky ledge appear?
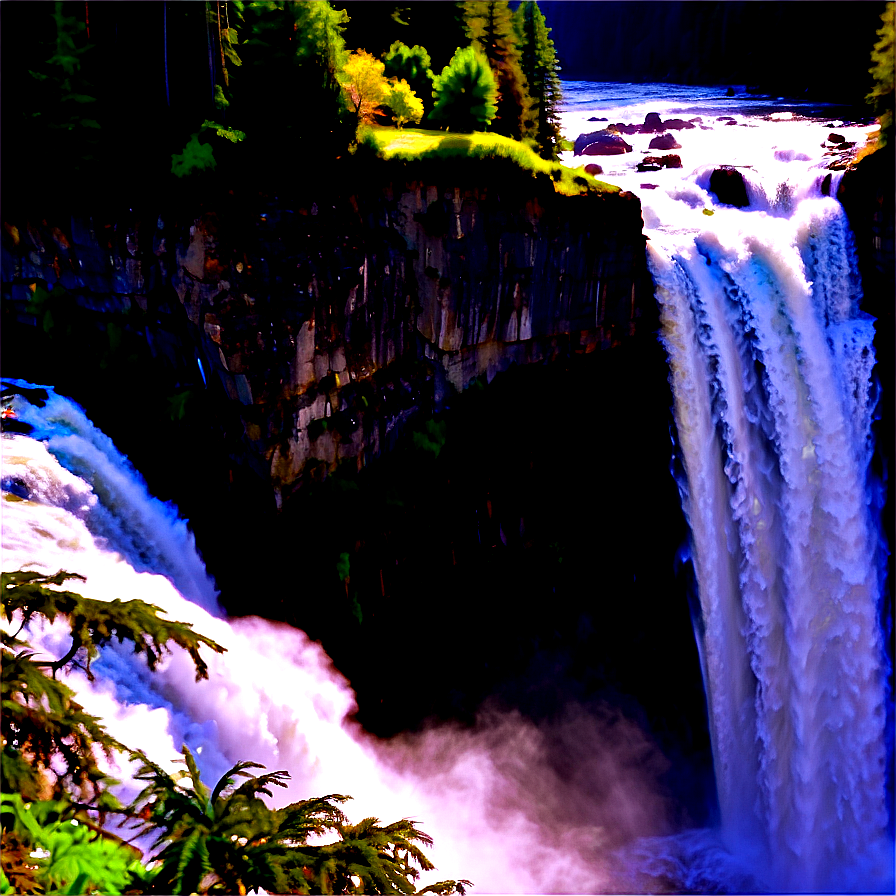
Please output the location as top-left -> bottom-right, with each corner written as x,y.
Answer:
2,166 -> 654,508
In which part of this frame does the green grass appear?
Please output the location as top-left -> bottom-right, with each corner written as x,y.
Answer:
358,125 -> 621,196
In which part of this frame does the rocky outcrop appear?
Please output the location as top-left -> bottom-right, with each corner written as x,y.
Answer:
709,166 -> 750,207
1,169 -> 652,507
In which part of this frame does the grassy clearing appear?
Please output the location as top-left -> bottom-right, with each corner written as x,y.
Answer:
358,125 -> 621,196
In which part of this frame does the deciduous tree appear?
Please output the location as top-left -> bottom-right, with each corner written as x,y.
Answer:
382,41 -> 435,118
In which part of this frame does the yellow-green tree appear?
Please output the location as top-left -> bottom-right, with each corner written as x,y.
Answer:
386,79 -> 424,128
343,50 -> 392,125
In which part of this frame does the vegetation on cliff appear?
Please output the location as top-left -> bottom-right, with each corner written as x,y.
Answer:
1,1 -> 572,209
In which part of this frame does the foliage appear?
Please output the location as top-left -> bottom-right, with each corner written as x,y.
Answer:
511,1 -> 564,159
867,1 -> 895,148
232,1 -> 353,162
386,80 -> 425,129
0,794 -> 144,896
382,41 -> 435,118
128,745 -> 471,895
343,50 -> 392,125
1,569 -> 225,805
463,1 -> 533,142
171,132 -> 218,177
430,47 -> 498,132
19,2 -> 102,171
359,126 -> 620,196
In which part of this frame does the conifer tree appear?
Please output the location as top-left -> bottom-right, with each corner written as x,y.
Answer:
512,0 -> 564,159
462,0 -> 533,142
430,46 -> 498,132
231,0 -> 353,164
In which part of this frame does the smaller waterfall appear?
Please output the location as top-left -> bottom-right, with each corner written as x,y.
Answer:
649,197 -> 892,893
2,381 -> 671,894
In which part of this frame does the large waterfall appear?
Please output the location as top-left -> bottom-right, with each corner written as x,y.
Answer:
649,200 -> 890,892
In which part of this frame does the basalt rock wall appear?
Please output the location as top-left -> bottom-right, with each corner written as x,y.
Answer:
2,169 -> 652,506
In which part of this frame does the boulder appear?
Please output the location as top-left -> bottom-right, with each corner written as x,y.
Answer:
709,166 -> 750,207
828,132 -> 845,144
663,118 -> 696,130
584,163 -> 604,176
582,134 -> 633,155
574,129 -> 608,155
588,117 -> 608,122
641,112 -> 665,133
637,154 -> 683,172
648,133 -> 681,151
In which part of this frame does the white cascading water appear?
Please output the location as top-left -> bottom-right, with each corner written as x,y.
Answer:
559,85 -> 893,892
650,201 -> 890,892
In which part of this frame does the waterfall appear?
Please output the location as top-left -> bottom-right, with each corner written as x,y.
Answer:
2,381 -> 666,895
648,196 -> 892,892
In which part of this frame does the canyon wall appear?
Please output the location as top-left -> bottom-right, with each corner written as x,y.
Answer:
2,167 -> 653,507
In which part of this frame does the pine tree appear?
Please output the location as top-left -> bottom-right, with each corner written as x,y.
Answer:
462,1 -> 533,142
430,46 -> 498,132
512,0 -> 564,159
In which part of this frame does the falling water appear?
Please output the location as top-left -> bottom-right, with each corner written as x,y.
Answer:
1,380 -> 672,894
649,193 -> 890,892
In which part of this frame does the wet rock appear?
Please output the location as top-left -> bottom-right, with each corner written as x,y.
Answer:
574,129 -> 608,154
662,118 -> 696,130
648,133 -> 681,151
637,153 -> 682,172
584,163 -> 604,176
727,86 -> 735,96
588,116 -> 608,122
828,132 -> 846,144
612,122 -> 642,135
821,173 -> 833,196
717,116 -> 736,122
641,112 -> 665,133
709,166 -> 750,207
581,134 -> 633,155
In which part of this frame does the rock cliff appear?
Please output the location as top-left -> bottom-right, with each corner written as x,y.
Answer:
2,166 -> 652,507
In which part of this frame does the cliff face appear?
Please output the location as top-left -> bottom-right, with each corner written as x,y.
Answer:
2,172 -> 652,505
